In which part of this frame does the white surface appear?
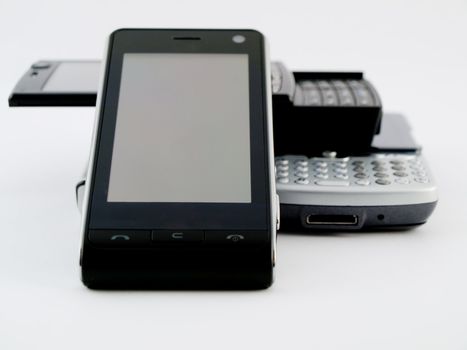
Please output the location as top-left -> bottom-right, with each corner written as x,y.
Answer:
1,0 -> 466,349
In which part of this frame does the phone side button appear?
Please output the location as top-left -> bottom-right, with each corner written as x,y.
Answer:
204,231 -> 268,244
88,230 -> 151,247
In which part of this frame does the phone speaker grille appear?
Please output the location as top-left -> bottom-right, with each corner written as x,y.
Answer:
172,36 -> 201,40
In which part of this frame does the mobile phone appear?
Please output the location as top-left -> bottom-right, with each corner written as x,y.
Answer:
80,29 -> 278,289
8,60 -> 100,106
276,152 -> 437,231
270,64 -> 437,230
271,62 -> 383,155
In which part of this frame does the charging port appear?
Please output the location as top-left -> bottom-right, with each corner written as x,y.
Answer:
305,214 -> 358,226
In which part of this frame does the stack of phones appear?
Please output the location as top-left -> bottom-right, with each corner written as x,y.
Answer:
7,29 -> 438,290
270,63 -> 437,230
8,58 -> 437,232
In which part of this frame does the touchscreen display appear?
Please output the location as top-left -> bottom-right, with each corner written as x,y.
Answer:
107,53 -> 251,203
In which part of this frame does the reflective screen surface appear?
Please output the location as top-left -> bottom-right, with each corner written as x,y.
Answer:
107,53 -> 251,203
42,62 -> 100,92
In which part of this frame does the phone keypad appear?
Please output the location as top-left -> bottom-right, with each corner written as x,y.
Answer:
295,79 -> 376,107
275,154 -> 431,188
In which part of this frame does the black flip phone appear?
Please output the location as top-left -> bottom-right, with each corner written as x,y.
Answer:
80,29 -> 278,289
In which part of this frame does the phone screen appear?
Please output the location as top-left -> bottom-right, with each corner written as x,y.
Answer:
107,53 -> 252,203
42,62 -> 100,92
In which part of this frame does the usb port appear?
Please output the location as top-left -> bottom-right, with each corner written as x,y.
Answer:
305,214 -> 358,226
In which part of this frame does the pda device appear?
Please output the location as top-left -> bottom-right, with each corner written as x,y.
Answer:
79,29 -> 278,289
270,63 -> 437,230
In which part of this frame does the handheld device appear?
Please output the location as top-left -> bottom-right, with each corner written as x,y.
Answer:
276,151 -> 437,231
271,62 -> 383,155
8,60 -> 100,106
80,29 -> 278,289
270,64 -> 437,230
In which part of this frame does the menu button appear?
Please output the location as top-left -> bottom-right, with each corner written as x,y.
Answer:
152,230 -> 204,243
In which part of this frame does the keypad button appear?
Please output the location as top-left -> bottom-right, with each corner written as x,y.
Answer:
295,178 -> 310,185
340,97 -> 355,106
312,161 -> 328,168
375,179 -> 391,185
295,166 -> 308,172
390,160 -> 404,165
391,165 -> 406,171
333,162 -> 347,169
359,99 -> 369,105
372,166 -> 387,172
276,165 -> 289,171
318,80 -> 332,89
352,161 -> 364,166
332,80 -> 347,89
324,94 -> 338,106
300,81 -> 316,89
395,178 -> 410,185
276,171 -> 288,177
315,180 -> 350,186
415,177 -> 429,183
374,172 -> 389,178
393,171 -> 408,177
371,160 -> 386,166
294,160 -> 308,167
333,168 -> 348,175
314,173 -> 329,179
314,167 -> 328,174
276,159 -> 288,166
353,166 -> 366,172
294,172 -> 309,178
355,179 -> 371,186
334,174 -> 349,180
354,173 -> 369,179
277,177 -> 289,184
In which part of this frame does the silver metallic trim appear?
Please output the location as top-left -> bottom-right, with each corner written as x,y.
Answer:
263,38 -> 277,268
79,37 -> 111,268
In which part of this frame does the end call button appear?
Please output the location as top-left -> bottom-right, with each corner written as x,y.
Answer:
204,231 -> 268,244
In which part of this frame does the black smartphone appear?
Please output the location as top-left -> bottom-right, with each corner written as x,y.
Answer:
80,29 -> 278,289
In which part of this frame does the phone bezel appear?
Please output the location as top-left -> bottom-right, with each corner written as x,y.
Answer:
86,29 -> 272,230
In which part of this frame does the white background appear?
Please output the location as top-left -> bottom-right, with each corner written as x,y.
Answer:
1,0 -> 467,349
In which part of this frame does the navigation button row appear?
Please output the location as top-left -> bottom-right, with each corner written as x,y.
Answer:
88,230 -> 268,246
